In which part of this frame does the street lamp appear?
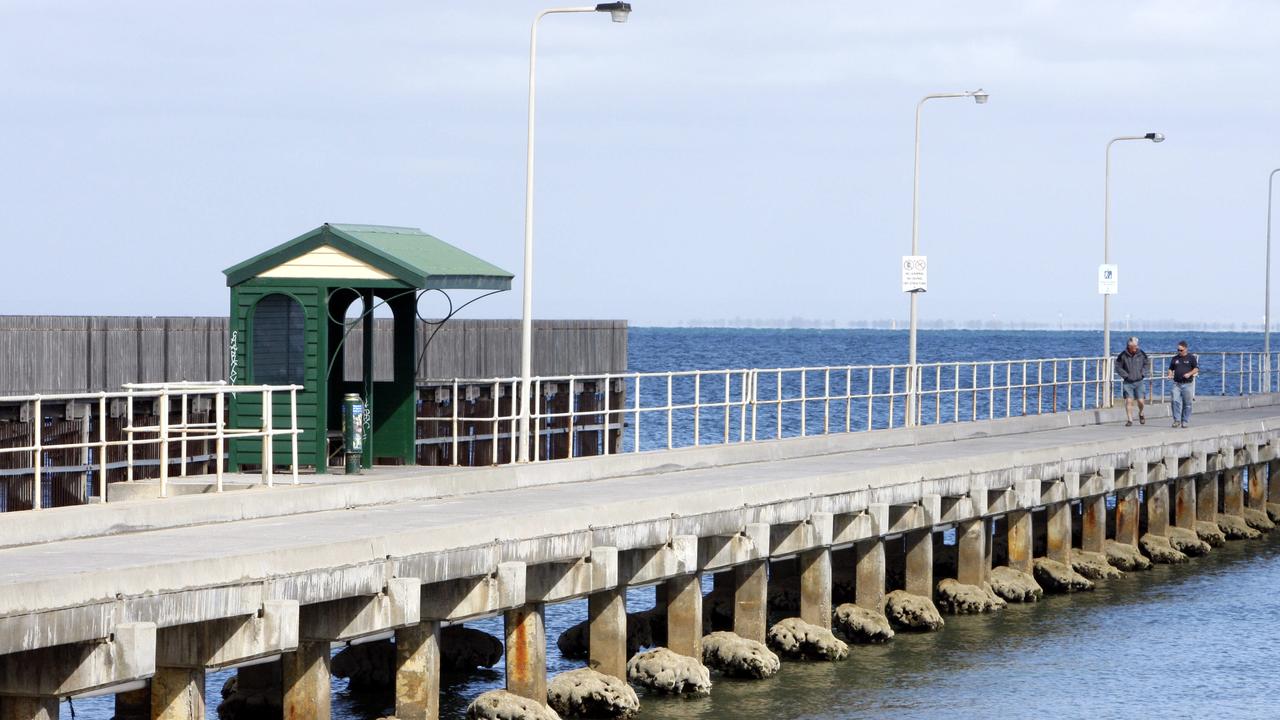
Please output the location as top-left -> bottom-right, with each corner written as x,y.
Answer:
518,3 -> 632,462
905,88 -> 988,426
1102,132 -> 1164,384
1266,168 -> 1279,391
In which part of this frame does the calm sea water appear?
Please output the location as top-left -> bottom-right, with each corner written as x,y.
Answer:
63,329 -> 1277,720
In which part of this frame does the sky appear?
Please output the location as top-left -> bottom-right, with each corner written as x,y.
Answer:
2,0 -> 1279,327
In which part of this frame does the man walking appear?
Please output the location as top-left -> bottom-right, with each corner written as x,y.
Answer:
1114,336 -> 1150,427
1167,340 -> 1198,427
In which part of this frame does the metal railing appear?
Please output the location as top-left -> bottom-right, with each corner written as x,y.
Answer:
418,350 -> 1280,466
1132,351 -> 1275,400
0,382 -> 302,510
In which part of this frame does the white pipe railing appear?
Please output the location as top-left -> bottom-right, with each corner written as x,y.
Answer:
0,382 -> 302,510
418,351 -> 1280,466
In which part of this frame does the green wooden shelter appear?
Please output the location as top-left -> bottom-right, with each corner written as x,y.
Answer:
223,223 -> 512,473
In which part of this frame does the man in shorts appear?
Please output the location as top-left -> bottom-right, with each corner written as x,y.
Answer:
1114,336 -> 1150,427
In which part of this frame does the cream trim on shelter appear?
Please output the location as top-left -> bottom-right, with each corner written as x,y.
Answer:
257,244 -> 395,280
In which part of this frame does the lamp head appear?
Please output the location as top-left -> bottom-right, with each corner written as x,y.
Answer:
1146,132 -> 1165,143
595,2 -> 631,22
971,89 -> 989,104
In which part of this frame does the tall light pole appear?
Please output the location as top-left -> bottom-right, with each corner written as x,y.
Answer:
518,3 -> 631,462
1102,132 -> 1163,374
906,89 -> 988,425
1266,168 -> 1279,391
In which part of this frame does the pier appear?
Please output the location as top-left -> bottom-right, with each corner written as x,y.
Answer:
1,383 -> 1278,719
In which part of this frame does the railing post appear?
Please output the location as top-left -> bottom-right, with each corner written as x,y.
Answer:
215,390 -> 225,493
953,364 -> 960,423
159,390 -> 170,499
1021,362 -> 1028,416
839,366 -> 849,427
569,376 -> 578,458
667,373 -> 674,450
1067,360 -> 1074,410
262,387 -> 274,487
693,373 -> 701,447
126,393 -> 134,483
1005,363 -> 1012,417
98,393 -> 108,501
493,381 -> 502,464
179,391 -> 189,478
888,367 -> 896,429
633,376 -> 641,453
971,363 -> 978,421
934,364 -> 942,424
721,372 -> 730,444
604,376 -> 614,455
917,364 -> 926,425
866,367 -> 874,431
290,386 -> 300,484
32,397 -> 42,510
534,379 -> 543,462
905,361 -> 916,428
799,370 -> 807,437
451,380 -> 460,466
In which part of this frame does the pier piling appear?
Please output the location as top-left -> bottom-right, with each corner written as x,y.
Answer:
394,622 -> 440,720
282,641 -> 331,720
854,538 -> 886,610
1046,502 -> 1072,564
150,667 -> 204,720
665,574 -> 704,659
587,588 -> 627,680
1115,488 -> 1140,546
733,560 -> 768,643
1247,463 -> 1267,508
800,546 -> 833,630
1269,460 -> 1280,505
904,528 -> 933,598
503,604 -> 547,704
1223,467 -> 1245,517
1146,482 -> 1170,537
956,518 -> 988,586
1081,497 -> 1106,552
1197,473 -> 1219,522
1175,477 -> 1197,529
1006,509 -> 1034,574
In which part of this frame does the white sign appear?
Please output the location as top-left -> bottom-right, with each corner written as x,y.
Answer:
902,255 -> 928,293
1098,264 -> 1119,295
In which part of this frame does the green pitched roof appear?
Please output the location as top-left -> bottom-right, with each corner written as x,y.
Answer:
223,223 -> 514,290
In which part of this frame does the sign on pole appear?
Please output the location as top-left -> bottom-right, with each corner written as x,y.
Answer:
902,255 -> 928,293
1098,264 -> 1119,295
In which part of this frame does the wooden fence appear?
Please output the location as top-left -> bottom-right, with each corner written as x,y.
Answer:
0,316 -> 627,394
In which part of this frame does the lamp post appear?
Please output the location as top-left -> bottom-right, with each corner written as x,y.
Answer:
1102,132 -> 1163,395
1266,168 -> 1279,391
905,88 -> 988,426
518,3 -> 631,463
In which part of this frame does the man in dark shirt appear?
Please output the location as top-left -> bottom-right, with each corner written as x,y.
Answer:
1114,336 -> 1151,427
1166,340 -> 1198,427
